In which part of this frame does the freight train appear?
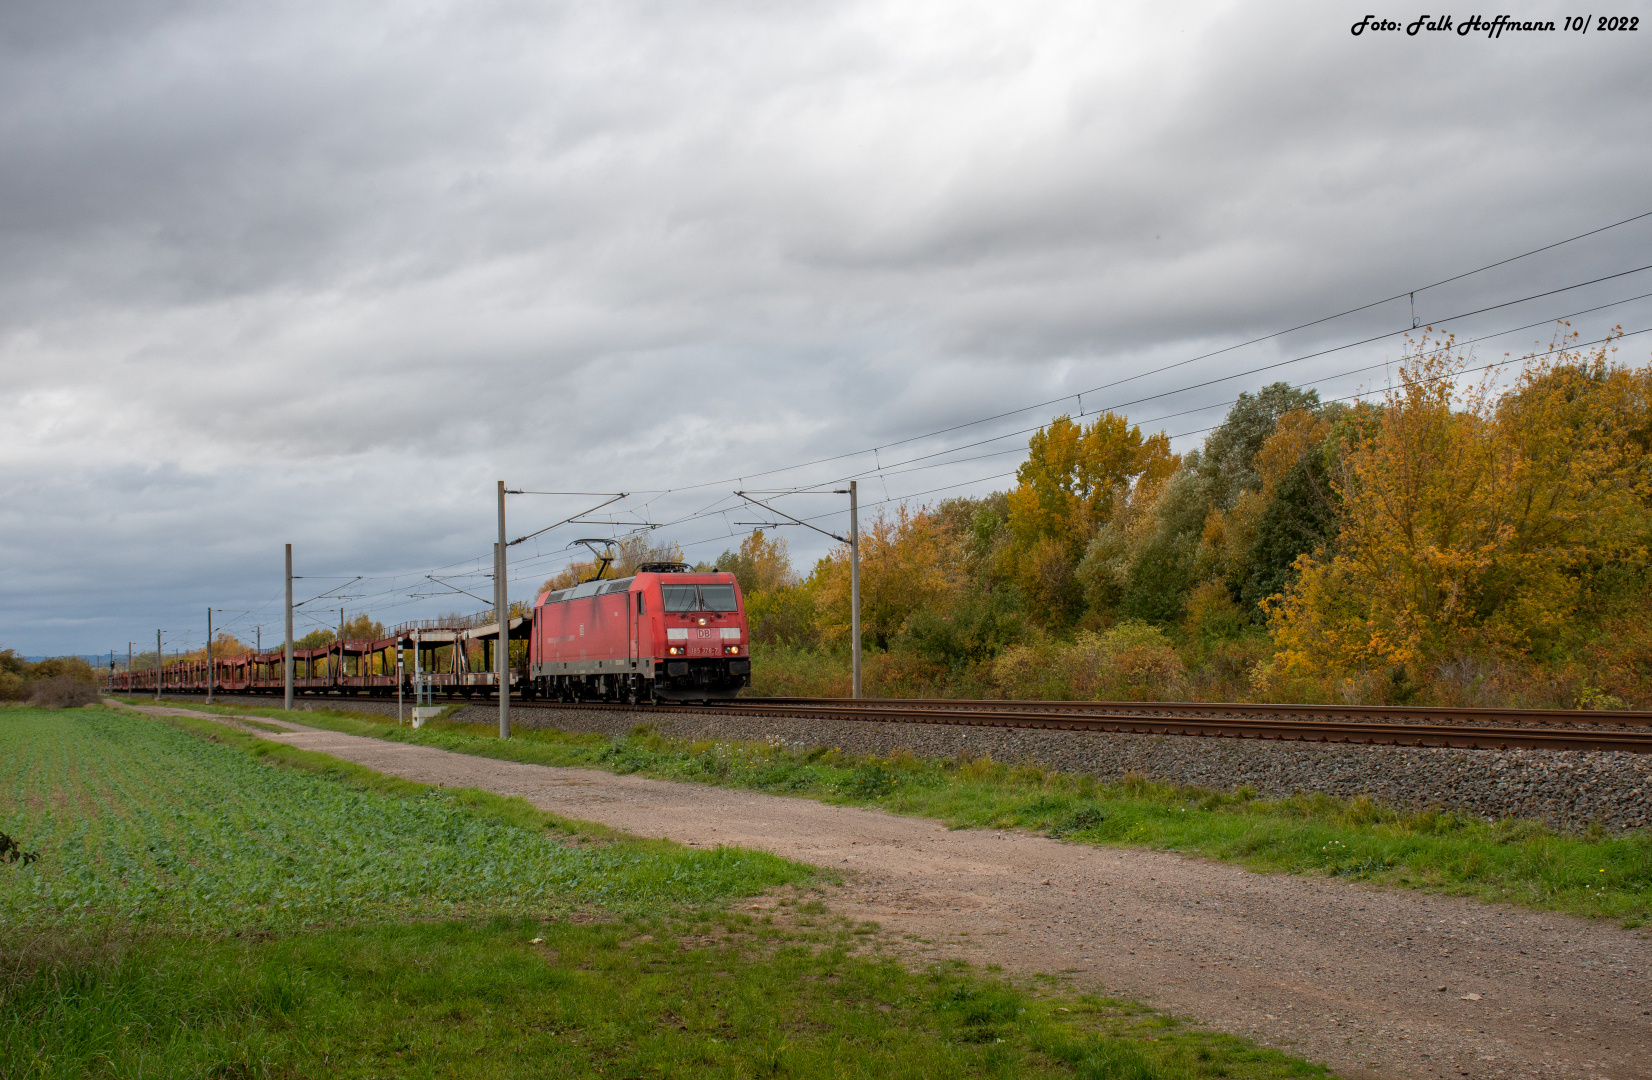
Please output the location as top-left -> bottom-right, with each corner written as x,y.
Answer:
111,562 -> 753,704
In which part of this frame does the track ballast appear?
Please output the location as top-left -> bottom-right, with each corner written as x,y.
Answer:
511,696 -> 1652,754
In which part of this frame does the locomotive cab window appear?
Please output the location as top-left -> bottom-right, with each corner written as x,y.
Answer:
699,584 -> 737,612
661,585 -> 700,612
660,583 -> 738,612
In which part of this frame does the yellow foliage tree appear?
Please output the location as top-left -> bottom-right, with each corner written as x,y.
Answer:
1005,412 -> 1176,555
540,561 -> 599,593
1265,333 -> 1652,680
814,507 -> 962,649
339,614 -> 386,641
715,530 -> 796,595
180,634 -> 253,662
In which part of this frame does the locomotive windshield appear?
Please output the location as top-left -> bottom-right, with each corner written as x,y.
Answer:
661,585 -> 700,612
699,584 -> 737,612
660,583 -> 739,612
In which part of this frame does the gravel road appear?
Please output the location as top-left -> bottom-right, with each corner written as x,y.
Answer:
131,701 -> 1652,1080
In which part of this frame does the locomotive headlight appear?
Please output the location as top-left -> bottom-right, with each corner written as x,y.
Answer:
668,646 -> 685,656
697,616 -> 708,626
724,645 -> 741,655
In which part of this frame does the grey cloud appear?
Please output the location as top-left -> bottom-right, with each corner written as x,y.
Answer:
4,0 -> 1651,652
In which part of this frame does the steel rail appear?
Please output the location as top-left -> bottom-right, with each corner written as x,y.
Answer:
510,698 -> 1652,754
729,696 -> 1652,728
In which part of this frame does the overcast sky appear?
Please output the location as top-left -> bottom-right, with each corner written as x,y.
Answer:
3,0 -> 1650,657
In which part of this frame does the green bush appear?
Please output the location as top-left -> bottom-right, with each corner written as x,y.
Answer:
991,622 -> 1184,700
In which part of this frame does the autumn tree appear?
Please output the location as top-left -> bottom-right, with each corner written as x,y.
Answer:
1266,333 -> 1652,680
1193,406 -> 1344,615
1006,412 -> 1176,553
613,535 -> 685,576
1196,383 -> 1323,510
1116,469 -> 1213,623
1004,412 -> 1175,623
715,530 -> 796,595
700,530 -> 824,647
814,506 -> 962,649
1240,432 -> 1341,613
880,496 -> 1031,665
343,614 -> 385,640
178,633 -> 256,662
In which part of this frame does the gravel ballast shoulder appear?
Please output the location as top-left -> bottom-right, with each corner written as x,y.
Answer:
490,704 -> 1652,833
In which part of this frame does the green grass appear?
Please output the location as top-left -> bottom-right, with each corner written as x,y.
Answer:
4,910 -> 1328,1080
4,703 -> 1336,1078
149,697 -> 1652,924
0,708 -> 807,931
233,716 -> 295,733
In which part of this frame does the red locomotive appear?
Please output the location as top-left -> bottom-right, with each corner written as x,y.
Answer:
529,562 -> 751,704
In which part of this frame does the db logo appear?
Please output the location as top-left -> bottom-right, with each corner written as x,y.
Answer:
696,628 -> 715,639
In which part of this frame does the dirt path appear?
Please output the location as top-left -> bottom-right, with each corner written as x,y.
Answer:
129,704 -> 1652,1080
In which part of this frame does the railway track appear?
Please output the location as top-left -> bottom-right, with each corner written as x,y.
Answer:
156,689 -> 1652,753
512,696 -> 1652,754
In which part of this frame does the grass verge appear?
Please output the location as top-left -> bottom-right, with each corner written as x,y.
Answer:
3,908 -> 1328,1080
131,696 -> 1652,926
